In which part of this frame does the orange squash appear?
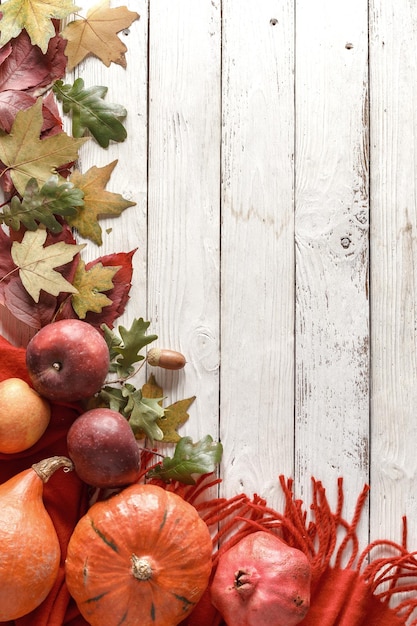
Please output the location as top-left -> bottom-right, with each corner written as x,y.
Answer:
65,483 -> 213,626
0,455 -> 74,620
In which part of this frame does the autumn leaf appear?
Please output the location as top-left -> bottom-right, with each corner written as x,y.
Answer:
147,436 -> 223,485
68,161 -> 136,245
53,78 -> 127,147
124,386 -> 165,442
61,0 -> 139,70
142,374 -> 163,401
10,228 -> 85,302
57,249 -> 136,329
0,176 -> 83,233
141,375 -> 194,442
157,397 -> 196,443
102,318 -> 158,379
71,259 -> 120,319
0,29 -> 67,95
0,98 -> 88,195
0,0 -> 78,54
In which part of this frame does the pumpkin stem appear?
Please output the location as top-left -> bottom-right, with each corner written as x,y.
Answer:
32,456 -> 74,483
131,554 -> 153,581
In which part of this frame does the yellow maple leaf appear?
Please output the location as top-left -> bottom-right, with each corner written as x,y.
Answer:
71,259 -> 121,319
0,98 -> 88,196
158,397 -> 196,443
11,229 -> 85,303
68,160 -> 136,245
141,375 -> 195,443
0,0 -> 78,54
61,0 -> 139,70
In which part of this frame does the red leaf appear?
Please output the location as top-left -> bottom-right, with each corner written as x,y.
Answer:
0,30 -> 67,94
4,277 -> 58,328
0,90 -> 35,133
58,249 -> 136,330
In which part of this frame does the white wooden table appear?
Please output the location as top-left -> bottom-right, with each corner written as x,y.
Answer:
1,0 -> 417,556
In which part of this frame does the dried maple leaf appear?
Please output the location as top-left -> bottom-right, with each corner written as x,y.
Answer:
158,397 -> 196,443
0,98 -> 87,195
61,0 -> 139,70
142,374 -> 163,401
71,259 -> 121,319
141,375 -> 195,442
10,228 -> 85,302
68,160 -> 136,245
56,249 -> 136,329
0,0 -> 78,54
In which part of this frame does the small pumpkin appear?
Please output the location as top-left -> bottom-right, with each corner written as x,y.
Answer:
0,455 -> 74,620
65,483 -> 213,626
210,530 -> 311,626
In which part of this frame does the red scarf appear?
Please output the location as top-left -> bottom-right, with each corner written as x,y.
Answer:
0,335 -> 416,625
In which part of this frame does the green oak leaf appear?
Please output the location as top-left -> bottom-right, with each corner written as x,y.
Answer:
102,318 -> 158,378
53,78 -> 127,148
147,435 -> 223,485
0,176 -> 83,234
122,384 -> 165,442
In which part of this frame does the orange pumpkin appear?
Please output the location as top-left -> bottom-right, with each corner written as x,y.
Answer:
65,483 -> 213,626
0,456 -> 74,620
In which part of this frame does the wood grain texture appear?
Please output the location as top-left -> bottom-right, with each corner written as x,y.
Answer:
369,0 -> 417,548
147,0 -> 221,439
220,0 -> 295,507
294,0 -> 370,535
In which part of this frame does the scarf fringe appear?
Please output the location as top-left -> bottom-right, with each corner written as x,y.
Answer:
140,450 -> 417,624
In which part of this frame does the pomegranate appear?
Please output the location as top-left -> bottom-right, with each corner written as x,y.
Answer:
210,531 -> 311,626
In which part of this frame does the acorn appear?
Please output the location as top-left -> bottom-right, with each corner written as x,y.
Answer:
146,348 -> 186,370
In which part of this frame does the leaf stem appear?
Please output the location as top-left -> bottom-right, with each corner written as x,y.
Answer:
104,359 -> 147,387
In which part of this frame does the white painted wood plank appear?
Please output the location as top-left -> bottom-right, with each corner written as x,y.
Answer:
294,0 -> 370,535
369,0 -> 417,548
146,0 -> 221,440
220,0 -> 295,508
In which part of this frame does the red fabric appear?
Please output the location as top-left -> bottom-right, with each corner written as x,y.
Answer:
0,336 -> 89,626
177,475 -> 417,626
1,334 -> 417,626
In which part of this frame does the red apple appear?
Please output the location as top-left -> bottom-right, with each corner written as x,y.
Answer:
26,319 -> 110,403
67,408 -> 141,488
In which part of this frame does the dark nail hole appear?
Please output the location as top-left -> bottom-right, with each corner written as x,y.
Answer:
270,18 -> 278,26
